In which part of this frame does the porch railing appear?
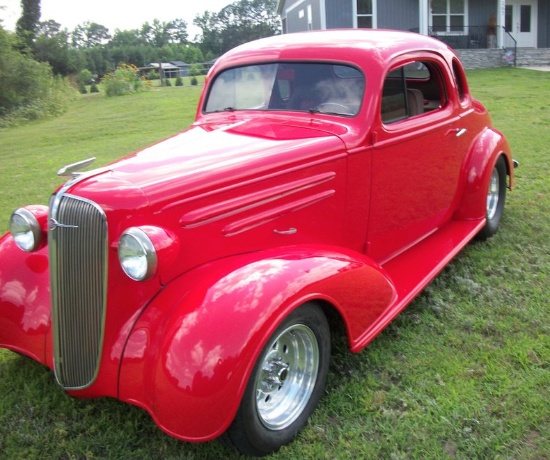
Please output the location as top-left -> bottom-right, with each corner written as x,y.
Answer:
410,25 -> 517,66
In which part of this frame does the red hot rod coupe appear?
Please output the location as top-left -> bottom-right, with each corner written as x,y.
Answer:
0,30 -> 515,456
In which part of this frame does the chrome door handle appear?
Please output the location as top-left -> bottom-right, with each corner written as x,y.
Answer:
274,228 -> 297,235
455,128 -> 467,137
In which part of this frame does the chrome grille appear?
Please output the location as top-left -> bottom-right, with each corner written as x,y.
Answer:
49,193 -> 107,389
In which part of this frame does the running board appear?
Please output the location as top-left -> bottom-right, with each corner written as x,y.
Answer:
352,219 -> 485,352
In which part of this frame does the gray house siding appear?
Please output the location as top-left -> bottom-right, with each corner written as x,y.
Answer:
326,0 -> 354,29
284,0 -> 323,33
377,0 -> 419,31
278,0 -> 550,51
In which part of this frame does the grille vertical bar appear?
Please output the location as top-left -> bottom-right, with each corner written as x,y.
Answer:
50,193 -> 107,389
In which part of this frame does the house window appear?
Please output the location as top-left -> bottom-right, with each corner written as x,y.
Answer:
431,0 -> 466,33
357,0 -> 374,29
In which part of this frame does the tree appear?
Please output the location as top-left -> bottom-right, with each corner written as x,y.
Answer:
167,19 -> 189,44
72,22 -> 111,48
16,0 -> 41,51
34,20 -> 75,75
139,19 -> 188,48
194,0 -> 280,57
0,25 -> 76,125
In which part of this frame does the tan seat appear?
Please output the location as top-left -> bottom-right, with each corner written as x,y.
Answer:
406,89 -> 424,116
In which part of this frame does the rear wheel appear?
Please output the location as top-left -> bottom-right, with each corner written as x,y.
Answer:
223,302 -> 330,456
477,156 -> 507,240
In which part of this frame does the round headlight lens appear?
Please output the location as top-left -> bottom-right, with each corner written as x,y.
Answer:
118,228 -> 158,281
10,208 -> 42,252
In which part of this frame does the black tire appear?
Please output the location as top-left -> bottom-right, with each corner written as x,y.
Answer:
476,155 -> 507,240
222,302 -> 331,456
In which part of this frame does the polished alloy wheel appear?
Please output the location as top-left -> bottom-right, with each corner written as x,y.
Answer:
486,167 -> 500,220
255,323 -> 319,430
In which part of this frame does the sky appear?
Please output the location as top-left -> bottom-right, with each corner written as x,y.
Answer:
0,0 -> 234,38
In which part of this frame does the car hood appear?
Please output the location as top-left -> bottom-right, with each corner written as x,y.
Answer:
82,116 -> 347,209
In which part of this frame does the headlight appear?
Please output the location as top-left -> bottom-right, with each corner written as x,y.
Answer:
118,227 -> 158,281
10,208 -> 43,252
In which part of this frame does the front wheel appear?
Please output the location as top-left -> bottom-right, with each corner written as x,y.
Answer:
477,155 -> 507,240
222,302 -> 331,456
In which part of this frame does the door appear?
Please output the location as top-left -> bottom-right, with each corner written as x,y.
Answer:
368,59 -> 466,263
505,0 -> 537,47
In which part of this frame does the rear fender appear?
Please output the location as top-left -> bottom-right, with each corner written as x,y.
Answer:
454,127 -> 513,221
118,245 -> 395,442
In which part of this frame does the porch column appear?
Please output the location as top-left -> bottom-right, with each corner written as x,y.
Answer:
419,0 -> 429,35
497,0 -> 506,47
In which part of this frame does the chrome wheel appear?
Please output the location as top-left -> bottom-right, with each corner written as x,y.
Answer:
477,156 -> 507,241
255,324 -> 319,430
223,303 -> 330,456
486,167 -> 500,220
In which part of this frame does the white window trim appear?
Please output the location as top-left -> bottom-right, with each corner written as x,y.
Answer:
429,0 -> 469,36
353,0 -> 378,29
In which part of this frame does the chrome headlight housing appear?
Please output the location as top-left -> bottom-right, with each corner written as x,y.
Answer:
10,207 -> 43,252
118,227 -> 158,281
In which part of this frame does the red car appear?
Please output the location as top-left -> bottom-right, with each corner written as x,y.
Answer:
0,30 -> 515,456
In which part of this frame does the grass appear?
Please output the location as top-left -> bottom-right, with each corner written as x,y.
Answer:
0,68 -> 549,459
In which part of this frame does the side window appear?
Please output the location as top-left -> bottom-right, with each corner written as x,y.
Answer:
381,61 -> 446,124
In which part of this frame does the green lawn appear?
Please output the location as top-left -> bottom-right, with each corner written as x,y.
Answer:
0,69 -> 549,459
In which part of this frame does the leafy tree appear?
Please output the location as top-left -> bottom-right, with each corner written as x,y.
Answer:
139,19 -> 188,48
72,21 -> 111,48
110,29 -> 143,48
167,19 -> 188,44
34,20 -> 75,75
16,0 -> 41,51
0,26 -> 76,125
194,0 -> 280,58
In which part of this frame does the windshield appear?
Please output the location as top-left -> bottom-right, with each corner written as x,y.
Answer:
204,62 -> 365,116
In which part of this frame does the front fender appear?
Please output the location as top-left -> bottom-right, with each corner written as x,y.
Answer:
118,245 -> 395,441
0,233 -> 52,366
455,127 -> 513,221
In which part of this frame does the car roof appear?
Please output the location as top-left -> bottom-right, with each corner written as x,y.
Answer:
211,29 -> 455,71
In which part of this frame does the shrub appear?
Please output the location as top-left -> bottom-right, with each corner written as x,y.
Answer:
147,70 -> 159,80
0,27 -> 78,127
164,78 -> 172,86
90,83 -> 99,93
175,76 -> 183,86
101,63 -> 151,97
191,76 -> 198,86
0,75 -> 78,128
77,69 -> 93,87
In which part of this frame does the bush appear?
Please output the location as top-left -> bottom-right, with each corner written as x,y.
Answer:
77,69 -> 93,87
175,76 -> 183,86
0,28 -> 78,127
0,75 -> 78,128
147,70 -> 159,80
90,83 -> 100,93
191,76 -> 198,86
101,63 -> 151,97
164,78 -> 172,86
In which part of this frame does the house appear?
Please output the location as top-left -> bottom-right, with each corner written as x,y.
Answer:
142,62 -> 190,79
277,0 -> 550,67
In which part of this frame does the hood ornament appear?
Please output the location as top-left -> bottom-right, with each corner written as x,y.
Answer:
49,218 -> 79,231
57,157 -> 96,178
